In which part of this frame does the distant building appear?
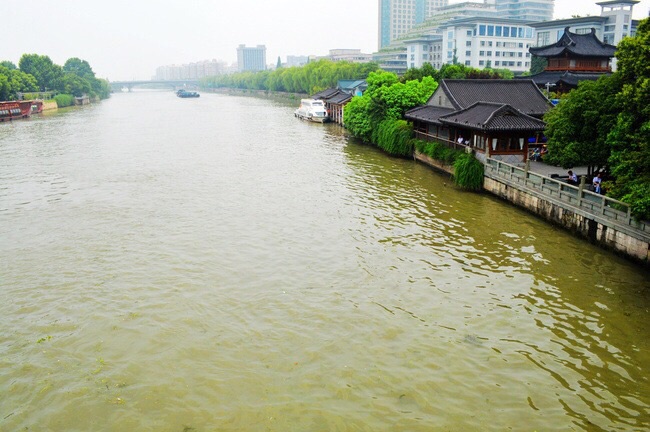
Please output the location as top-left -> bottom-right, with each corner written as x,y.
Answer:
286,55 -> 309,67
375,0 -> 550,75
379,0 -> 449,49
155,59 -> 228,80
326,49 -> 373,63
530,0 -> 639,47
237,45 -> 267,72
495,0 -> 555,22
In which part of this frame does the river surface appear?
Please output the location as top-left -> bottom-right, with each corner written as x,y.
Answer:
1,90 -> 649,432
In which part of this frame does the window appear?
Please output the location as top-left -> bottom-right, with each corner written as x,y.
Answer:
481,41 -> 486,47
467,30 -> 472,36
503,26 -> 510,37
479,50 -> 485,56
537,31 -> 550,46
466,41 -> 472,46
496,26 -> 502,37
511,27 -> 517,38
488,25 -> 494,36
495,61 -> 500,66
465,60 -> 471,66
487,51 -> 492,57
479,24 -> 486,36
479,60 -> 485,66
466,50 -> 471,56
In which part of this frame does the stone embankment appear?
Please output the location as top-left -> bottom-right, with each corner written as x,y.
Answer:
414,151 -> 650,266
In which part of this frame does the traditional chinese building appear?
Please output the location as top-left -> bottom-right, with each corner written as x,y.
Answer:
526,27 -> 617,94
405,79 -> 552,165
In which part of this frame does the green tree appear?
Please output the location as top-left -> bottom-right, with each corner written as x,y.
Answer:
276,56 -> 282,69
1,61 -> 17,70
530,55 -> 547,75
19,54 -> 63,92
544,75 -> 622,175
606,18 -> 650,219
0,65 -> 38,100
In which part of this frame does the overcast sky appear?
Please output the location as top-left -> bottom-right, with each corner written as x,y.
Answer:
4,0 -> 649,81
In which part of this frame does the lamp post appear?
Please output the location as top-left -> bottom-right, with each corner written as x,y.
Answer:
545,82 -> 556,98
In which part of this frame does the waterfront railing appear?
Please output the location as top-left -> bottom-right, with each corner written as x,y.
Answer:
484,158 -> 650,242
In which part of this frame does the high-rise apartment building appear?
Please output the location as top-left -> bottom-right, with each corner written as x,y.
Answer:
237,45 -> 267,72
495,0 -> 555,22
378,0 -> 449,49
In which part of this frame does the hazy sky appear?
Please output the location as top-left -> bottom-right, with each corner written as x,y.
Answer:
4,0 -> 649,81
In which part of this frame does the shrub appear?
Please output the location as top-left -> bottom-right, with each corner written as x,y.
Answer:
54,93 -> 74,108
374,119 -> 414,157
413,139 -> 463,165
453,153 -> 484,190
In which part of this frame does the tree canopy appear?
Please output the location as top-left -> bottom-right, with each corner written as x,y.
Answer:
543,75 -> 622,175
0,53 -> 111,100
542,18 -> 650,220
201,59 -> 379,95
344,70 -> 438,146
606,18 -> 650,219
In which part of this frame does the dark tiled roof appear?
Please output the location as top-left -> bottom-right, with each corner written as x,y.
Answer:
311,88 -> 340,99
434,79 -> 552,117
326,93 -> 352,104
524,70 -> 610,87
439,102 -> 546,131
405,105 -> 455,124
529,28 -> 616,58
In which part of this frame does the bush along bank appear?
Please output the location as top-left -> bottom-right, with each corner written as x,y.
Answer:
53,94 -> 74,108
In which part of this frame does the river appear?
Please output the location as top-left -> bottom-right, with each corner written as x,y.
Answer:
1,90 -> 649,431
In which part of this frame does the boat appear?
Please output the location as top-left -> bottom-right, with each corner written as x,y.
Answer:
0,100 -> 36,122
176,89 -> 200,98
294,99 -> 329,123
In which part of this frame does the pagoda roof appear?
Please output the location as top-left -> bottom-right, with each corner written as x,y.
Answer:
325,92 -> 352,105
525,70 -> 611,87
529,28 -> 616,58
311,88 -> 339,99
438,102 -> 546,132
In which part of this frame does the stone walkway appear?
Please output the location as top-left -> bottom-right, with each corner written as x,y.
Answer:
527,161 -> 590,180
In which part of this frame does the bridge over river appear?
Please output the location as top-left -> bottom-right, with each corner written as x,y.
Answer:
110,79 -> 200,92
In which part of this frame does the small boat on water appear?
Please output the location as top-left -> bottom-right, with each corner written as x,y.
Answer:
294,99 -> 329,123
0,100 -> 40,122
176,89 -> 200,98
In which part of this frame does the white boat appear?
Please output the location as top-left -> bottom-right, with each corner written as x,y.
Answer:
294,99 -> 329,123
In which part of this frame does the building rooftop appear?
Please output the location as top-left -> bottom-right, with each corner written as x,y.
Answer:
439,102 -> 546,131
432,79 -> 552,117
529,28 -> 617,58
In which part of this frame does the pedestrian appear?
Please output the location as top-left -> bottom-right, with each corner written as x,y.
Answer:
567,170 -> 578,184
592,172 -> 602,194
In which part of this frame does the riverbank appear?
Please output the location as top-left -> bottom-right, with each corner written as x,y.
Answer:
414,150 -> 649,267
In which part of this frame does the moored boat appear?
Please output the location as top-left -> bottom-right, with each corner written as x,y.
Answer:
294,99 -> 329,123
0,100 -> 35,122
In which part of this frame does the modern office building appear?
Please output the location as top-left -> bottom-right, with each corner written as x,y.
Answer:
495,0 -> 555,22
403,17 -> 535,73
286,55 -> 309,67
237,45 -> 267,72
378,0 -> 449,49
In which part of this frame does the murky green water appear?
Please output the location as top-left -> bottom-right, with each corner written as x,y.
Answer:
1,91 -> 649,431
